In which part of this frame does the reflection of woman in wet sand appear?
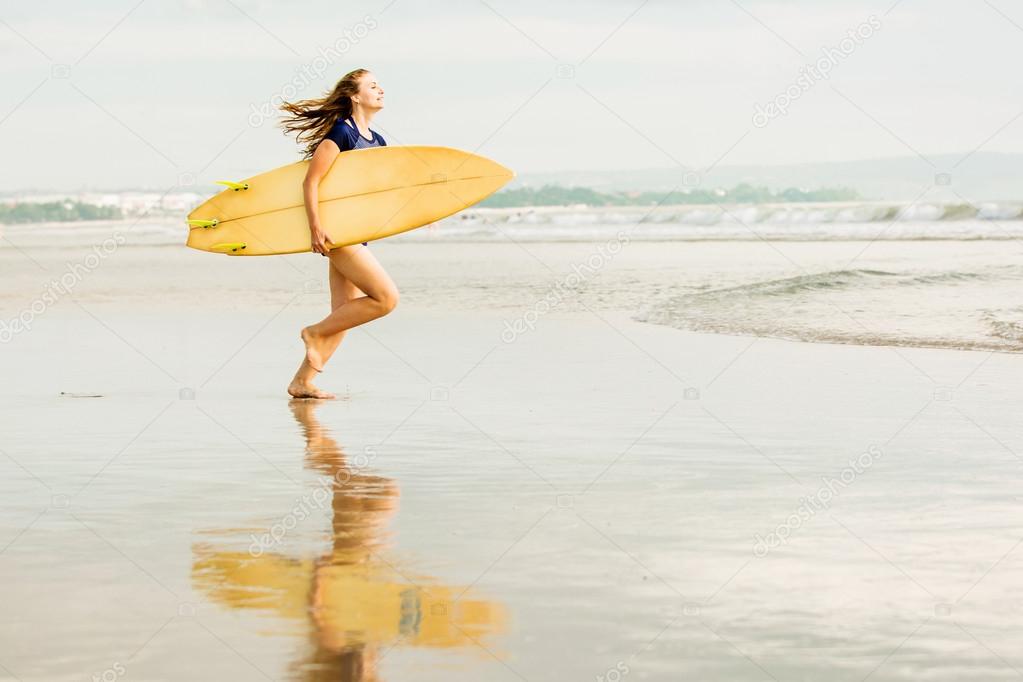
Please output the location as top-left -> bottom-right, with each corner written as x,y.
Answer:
291,398 -> 399,681
191,400 -> 505,682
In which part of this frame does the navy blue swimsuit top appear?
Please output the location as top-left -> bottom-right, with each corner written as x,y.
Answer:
323,116 -> 386,152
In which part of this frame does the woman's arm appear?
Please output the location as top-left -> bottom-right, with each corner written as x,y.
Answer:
303,140 -> 341,255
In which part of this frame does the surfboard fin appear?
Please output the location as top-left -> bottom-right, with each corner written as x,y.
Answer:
211,242 -> 247,253
215,180 -> 250,191
187,218 -> 219,229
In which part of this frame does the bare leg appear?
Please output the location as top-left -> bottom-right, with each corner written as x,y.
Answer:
288,249 -> 371,399
300,244 -> 399,373
317,258 -> 364,365
289,244 -> 398,398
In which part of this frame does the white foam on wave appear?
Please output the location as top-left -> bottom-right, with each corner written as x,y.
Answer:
4,200 -> 1023,250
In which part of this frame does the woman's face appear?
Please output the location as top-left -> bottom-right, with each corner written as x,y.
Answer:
356,73 -> 385,111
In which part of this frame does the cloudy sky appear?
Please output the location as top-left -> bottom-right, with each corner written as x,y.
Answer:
2,0 -> 1022,190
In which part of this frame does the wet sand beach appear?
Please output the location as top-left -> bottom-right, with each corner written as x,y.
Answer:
2,238 -> 1023,680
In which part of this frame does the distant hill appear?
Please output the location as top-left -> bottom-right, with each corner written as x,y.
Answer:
5,151 -> 1018,210
512,151 -> 1023,202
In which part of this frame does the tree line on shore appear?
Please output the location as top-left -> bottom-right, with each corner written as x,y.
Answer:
0,201 -> 122,223
1,184 -> 861,223
481,183 -> 859,208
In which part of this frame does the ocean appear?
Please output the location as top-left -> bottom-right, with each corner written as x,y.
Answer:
4,204 -> 1022,354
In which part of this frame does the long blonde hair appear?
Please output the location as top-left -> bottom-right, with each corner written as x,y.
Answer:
279,68 -> 369,159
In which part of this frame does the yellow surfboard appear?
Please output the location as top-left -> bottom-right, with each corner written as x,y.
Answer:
186,146 -> 514,256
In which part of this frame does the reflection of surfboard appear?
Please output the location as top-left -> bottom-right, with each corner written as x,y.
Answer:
185,146 -> 514,256
191,547 -> 506,647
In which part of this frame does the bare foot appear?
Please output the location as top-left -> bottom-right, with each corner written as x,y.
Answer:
287,379 -> 336,400
301,327 -> 326,372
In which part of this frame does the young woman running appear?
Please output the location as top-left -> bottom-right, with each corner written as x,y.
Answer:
279,69 -> 400,399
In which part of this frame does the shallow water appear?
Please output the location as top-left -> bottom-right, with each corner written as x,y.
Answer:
4,217 -> 1023,354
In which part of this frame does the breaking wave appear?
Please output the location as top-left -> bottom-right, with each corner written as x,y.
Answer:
636,266 -> 1023,353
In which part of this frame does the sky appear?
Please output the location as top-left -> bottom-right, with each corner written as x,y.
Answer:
2,0 -> 1023,191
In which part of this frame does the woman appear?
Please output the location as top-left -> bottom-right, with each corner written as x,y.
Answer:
279,69 -> 400,399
